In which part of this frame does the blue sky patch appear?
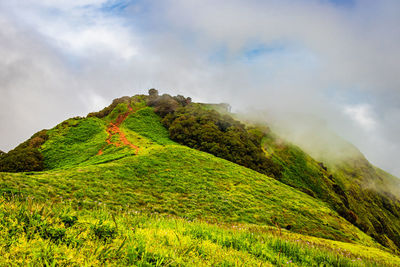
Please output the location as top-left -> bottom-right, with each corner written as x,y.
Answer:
100,0 -> 135,15
243,43 -> 286,60
327,0 -> 355,8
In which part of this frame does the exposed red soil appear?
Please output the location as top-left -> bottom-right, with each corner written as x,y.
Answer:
98,106 -> 139,155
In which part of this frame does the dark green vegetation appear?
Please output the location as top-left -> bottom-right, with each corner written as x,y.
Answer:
161,104 -> 281,178
0,129 -> 48,172
328,155 -> 400,250
262,134 -> 359,222
0,89 -> 400,265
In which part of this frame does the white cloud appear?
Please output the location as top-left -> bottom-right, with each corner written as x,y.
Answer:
79,91 -> 109,112
344,104 -> 376,131
45,23 -> 138,60
2,1 -> 138,60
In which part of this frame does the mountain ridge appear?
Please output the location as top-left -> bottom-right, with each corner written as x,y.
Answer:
0,89 -> 399,265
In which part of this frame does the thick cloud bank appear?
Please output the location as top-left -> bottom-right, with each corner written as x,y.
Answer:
0,0 -> 399,176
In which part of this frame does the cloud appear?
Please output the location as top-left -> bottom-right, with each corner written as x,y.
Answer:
0,0 -> 399,177
344,104 -> 376,131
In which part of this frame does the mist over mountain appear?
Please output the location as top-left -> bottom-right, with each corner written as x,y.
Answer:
1,0 -> 400,177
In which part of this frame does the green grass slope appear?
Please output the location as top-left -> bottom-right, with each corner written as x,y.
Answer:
1,196 -> 399,266
0,144 -> 376,246
1,93 -> 400,264
327,156 -> 400,250
261,133 -> 355,220
41,117 -> 107,169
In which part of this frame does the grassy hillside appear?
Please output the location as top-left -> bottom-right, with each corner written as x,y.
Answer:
41,117 -> 107,169
1,91 -> 400,264
0,144 -> 377,246
0,100 -> 376,240
261,132 -> 356,220
327,157 -> 400,250
1,196 -> 399,266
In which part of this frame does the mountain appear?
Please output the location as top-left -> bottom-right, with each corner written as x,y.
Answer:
258,115 -> 400,250
0,89 -> 399,265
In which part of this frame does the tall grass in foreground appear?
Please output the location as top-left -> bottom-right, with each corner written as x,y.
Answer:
0,195 -> 398,266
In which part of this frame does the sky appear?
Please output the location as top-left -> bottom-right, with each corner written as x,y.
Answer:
0,0 -> 399,176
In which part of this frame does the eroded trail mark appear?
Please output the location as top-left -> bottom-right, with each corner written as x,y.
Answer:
98,106 -> 139,155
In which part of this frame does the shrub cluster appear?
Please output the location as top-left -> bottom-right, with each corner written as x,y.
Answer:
145,89 -> 281,177
155,102 -> 281,178
0,130 -> 48,172
147,89 -> 191,117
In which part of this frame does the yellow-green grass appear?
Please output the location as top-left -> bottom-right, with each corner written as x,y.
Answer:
0,196 -> 399,266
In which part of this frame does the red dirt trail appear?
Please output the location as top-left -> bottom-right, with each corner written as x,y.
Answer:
97,106 -> 140,155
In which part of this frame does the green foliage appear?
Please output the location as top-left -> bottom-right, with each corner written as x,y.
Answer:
162,104 -> 282,178
91,222 -> 117,242
0,130 -> 48,172
0,148 -> 44,172
60,214 -> 78,227
41,227 -> 67,243
268,141 -> 346,211
148,93 -> 181,117
173,94 -> 192,106
148,88 -> 159,97
147,89 -> 192,117
106,102 -> 128,122
331,160 -> 400,250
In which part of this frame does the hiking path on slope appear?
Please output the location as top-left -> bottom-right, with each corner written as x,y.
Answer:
97,106 -> 140,155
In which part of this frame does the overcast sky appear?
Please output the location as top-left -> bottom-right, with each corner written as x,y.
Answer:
0,0 -> 399,176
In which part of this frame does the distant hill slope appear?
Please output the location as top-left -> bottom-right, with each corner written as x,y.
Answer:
0,89 -> 399,258
259,130 -> 400,251
251,116 -> 400,251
